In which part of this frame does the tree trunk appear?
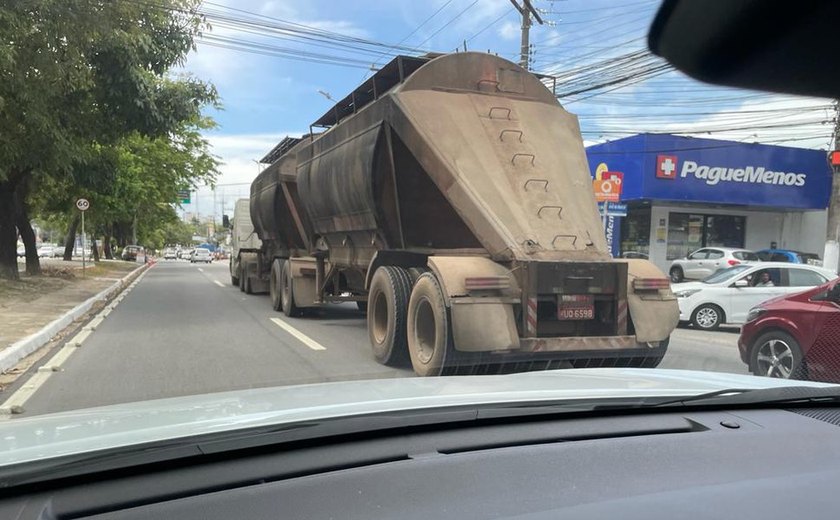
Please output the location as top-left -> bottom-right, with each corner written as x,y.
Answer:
13,179 -> 40,276
63,214 -> 80,261
0,179 -> 20,281
103,232 -> 113,259
91,237 -> 100,262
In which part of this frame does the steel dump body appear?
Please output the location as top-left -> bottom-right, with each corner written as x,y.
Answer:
294,53 -> 609,264
251,52 -> 678,369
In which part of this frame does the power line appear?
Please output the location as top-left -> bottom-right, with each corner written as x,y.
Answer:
414,0 -> 480,49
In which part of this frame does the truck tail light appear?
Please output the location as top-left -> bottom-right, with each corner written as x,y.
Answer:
464,276 -> 510,290
632,278 -> 670,291
728,259 -> 740,266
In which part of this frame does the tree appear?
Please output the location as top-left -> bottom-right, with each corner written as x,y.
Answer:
0,0 -> 216,279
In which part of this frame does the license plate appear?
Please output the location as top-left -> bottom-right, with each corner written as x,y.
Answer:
557,295 -> 594,320
557,305 -> 594,320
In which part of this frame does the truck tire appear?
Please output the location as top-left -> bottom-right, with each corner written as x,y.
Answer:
242,264 -> 254,294
367,266 -> 411,366
230,258 -> 240,287
407,272 -> 452,377
281,260 -> 302,317
270,259 -> 284,312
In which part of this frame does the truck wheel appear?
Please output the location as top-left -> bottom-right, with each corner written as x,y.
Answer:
367,266 -> 411,366
230,258 -> 240,287
242,264 -> 254,294
269,259 -> 284,312
407,272 -> 452,377
281,260 -> 302,317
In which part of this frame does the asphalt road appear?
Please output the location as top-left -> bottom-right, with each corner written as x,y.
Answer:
15,261 -> 748,417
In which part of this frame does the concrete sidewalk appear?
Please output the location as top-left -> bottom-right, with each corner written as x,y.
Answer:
0,261 -> 143,361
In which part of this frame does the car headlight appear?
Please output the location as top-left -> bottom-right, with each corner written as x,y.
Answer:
746,307 -> 766,323
673,288 -> 701,298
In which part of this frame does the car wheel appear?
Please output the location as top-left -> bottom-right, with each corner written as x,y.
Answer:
691,304 -> 723,330
669,266 -> 684,283
750,331 -> 806,379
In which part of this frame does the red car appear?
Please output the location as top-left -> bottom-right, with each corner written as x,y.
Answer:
738,278 -> 840,383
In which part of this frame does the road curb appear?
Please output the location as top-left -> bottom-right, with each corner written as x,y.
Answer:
0,262 -> 151,374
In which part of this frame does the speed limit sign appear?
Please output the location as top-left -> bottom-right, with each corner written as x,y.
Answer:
76,198 -> 90,211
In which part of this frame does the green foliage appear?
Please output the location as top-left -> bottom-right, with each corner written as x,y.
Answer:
0,0 -> 222,279
0,0 -> 216,181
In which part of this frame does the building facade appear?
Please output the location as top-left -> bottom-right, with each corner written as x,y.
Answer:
585,134 -> 832,273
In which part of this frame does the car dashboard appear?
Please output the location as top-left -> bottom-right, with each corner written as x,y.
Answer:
1,405 -> 840,519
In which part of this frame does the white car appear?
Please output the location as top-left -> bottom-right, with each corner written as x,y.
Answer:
37,245 -> 55,258
190,248 -> 212,263
669,247 -> 758,282
673,262 -> 836,330
163,248 -> 177,260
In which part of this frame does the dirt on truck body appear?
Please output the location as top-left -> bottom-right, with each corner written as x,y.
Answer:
245,52 -> 679,376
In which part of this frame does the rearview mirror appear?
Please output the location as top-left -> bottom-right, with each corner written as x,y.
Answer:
649,0 -> 840,98
734,279 -> 749,288
829,284 -> 840,302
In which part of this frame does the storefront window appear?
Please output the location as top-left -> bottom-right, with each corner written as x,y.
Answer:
619,208 -> 651,257
666,212 -> 746,260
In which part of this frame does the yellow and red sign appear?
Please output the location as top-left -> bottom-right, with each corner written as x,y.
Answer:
592,163 -> 623,202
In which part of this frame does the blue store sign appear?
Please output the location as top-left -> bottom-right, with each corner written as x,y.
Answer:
586,134 -> 831,210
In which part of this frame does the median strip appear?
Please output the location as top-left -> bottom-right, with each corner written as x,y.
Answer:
269,318 -> 327,351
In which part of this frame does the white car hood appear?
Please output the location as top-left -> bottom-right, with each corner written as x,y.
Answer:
0,368 -> 830,467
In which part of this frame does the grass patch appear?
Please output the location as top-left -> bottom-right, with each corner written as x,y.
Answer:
0,261 -> 139,304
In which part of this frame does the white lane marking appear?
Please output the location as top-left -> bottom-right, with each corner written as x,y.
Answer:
0,268 -> 151,418
214,280 -> 225,287
198,267 -> 204,272
270,318 -> 327,351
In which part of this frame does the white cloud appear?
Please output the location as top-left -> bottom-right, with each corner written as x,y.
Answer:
497,21 -> 519,41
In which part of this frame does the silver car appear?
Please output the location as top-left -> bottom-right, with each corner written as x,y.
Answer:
190,248 -> 212,264
669,247 -> 758,282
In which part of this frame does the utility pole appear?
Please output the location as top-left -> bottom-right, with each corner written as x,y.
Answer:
824,100 -> 840,273
509,0 -> 544,70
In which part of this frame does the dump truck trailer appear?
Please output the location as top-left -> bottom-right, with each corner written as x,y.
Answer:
248,52 -> 679,376
229,198 -> 266,294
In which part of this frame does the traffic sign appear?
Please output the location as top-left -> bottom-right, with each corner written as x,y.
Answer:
76,198 -> 90,211
177,189 -> 191,204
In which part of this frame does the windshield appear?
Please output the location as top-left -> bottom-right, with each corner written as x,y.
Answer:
701,265 -> 752,284
1,0 -> 839,444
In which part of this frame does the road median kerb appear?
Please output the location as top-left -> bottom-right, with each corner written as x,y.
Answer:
0,262 -> 152,374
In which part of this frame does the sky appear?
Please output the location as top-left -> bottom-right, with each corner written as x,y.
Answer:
176,0 -> 835,221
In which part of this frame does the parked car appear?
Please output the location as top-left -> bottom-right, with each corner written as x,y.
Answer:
36,245 -> 55,258
756,248 -> 822,266
669,247 -> 758,282
121,245 -> 144,261
673,262 -> 835,330
190,247 -> 212,263
16,245 -> 25,257
739,278 -> 840,382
